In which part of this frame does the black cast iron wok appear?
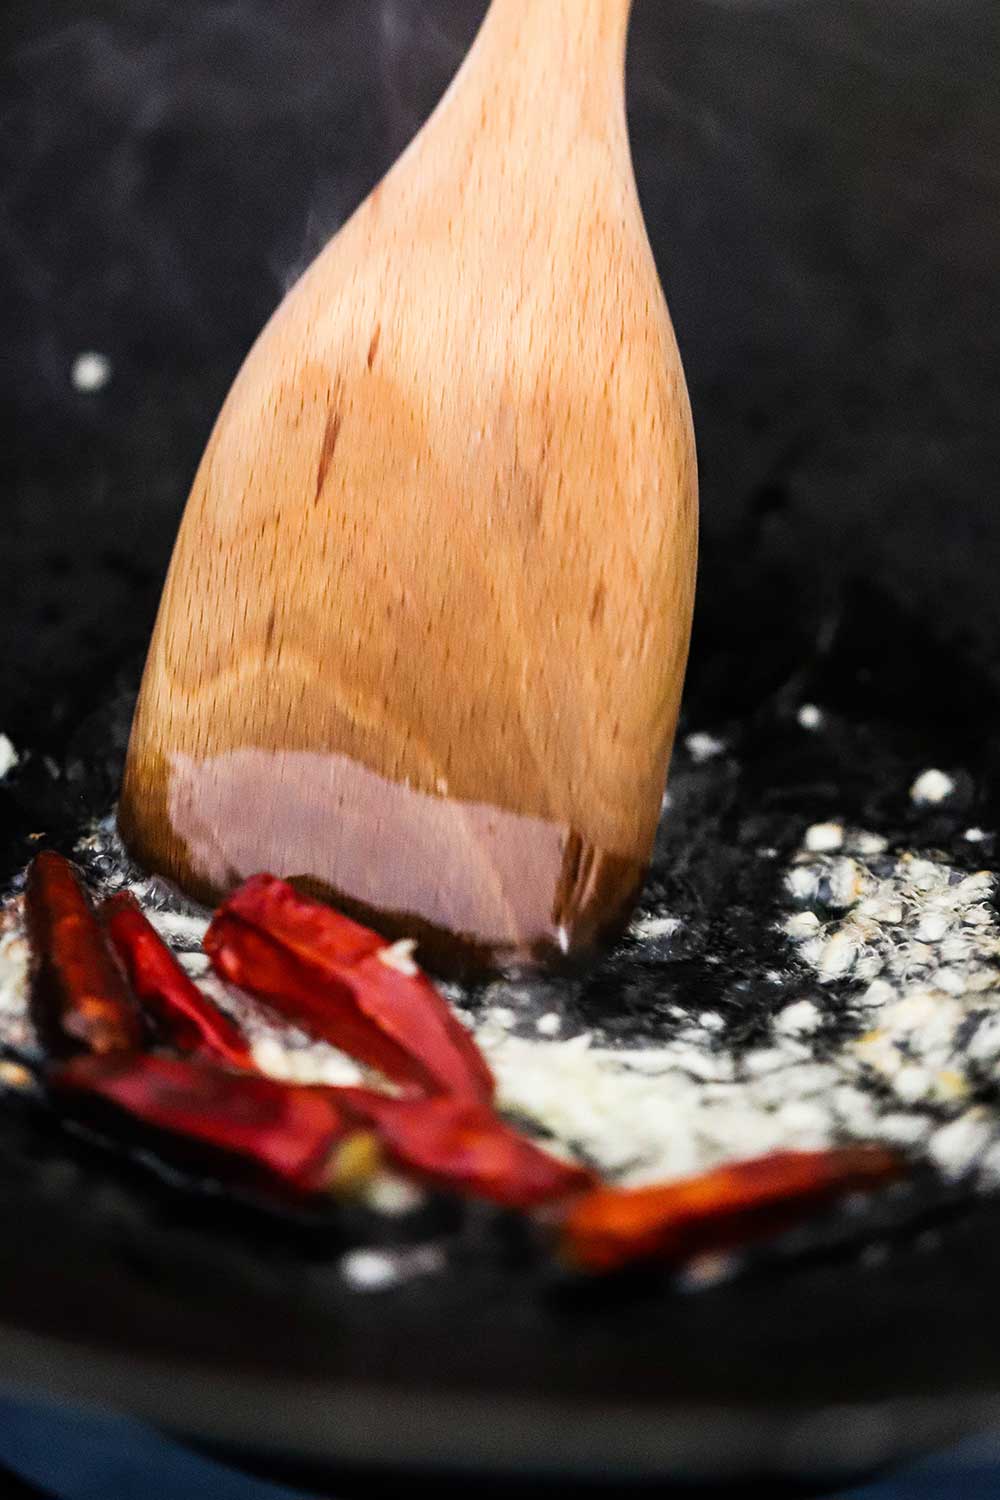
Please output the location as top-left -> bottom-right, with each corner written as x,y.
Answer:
0,0 -> 998,1489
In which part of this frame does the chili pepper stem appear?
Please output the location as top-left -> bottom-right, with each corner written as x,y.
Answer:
322,1131 -> 383,1196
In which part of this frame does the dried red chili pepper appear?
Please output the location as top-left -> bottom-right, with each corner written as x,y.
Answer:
559,1147 -> 904,1273
25,851 -> 143,1060
335,1088 -> 594,1208
205,875 -> 494,1103
103,891 -> 256,1071
52,1053 -> 380,1196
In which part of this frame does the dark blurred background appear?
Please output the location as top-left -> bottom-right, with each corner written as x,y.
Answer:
1,0 -> 997,753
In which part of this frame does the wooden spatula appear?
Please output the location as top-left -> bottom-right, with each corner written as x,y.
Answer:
120,0 -> 698,973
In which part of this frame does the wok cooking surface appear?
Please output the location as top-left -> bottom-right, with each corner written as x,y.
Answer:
0,0 -> 998,1484
0,623 -> 996,1484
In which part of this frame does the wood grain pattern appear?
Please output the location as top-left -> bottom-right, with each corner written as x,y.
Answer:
119,0 -> 698,973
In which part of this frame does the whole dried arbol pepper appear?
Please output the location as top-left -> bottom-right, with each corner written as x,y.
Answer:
25,851 -> 143,1060
559,1147 -> 904,1274
52,1052 -> 380,1196
335,1088 -> 595,1208
52,1053 -> 585,1207
103,891 -> 256,1071
205,875 -> 494,1103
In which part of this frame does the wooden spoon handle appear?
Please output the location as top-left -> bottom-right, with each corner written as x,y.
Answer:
490,0 -> 634,31
461,0 -> 634,147
480,0 -> 634,79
